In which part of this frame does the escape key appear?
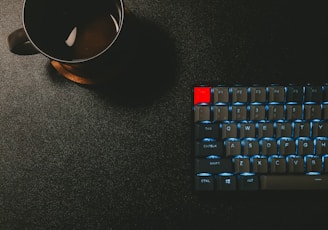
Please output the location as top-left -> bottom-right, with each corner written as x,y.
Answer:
193,87 -> 211,105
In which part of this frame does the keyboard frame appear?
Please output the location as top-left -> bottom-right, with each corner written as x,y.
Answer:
192,83 -> 328,191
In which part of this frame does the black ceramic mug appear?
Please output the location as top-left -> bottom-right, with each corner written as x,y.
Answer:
8,0 -> 125,84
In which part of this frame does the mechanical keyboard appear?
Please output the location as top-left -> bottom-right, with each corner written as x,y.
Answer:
192,83 -> 328,191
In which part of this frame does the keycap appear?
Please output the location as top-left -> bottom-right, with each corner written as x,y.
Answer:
312,121 -> 328,137
304,86 -> 323,102
194,140 -> 224,157
286,155 -> 304,173
242,138 -> 259,155
231,87 -> 248,103
231,104 -> 247,120
260,138 -> 278,155
314,138 -> 328,154
213,87 -> 229,103
213,105 -> 229,121
261,175 -> 328,190
293,122 -> 310,137
216,173 -> 237,191
304,103 -> 321,120
305,155 -> 322,172
239,123 -> 256,138
296,138 -> 313,155
194,105 -> 211,121
194,87 -> 211,105
194,122 -> 219,139
251,156 -> 268,173
250,86 -> 266,102
286,104 -> 303,120
221,123 -> 238,139
275,122 -> 292,137
195,174 -> 214,191
238,173 -> 259,191
195,157 -> 232,173
257,122 -> 274,138
269,156 -> 286,173
249,104 -> 266,120
233,157 -> 250,173
286,85 -> 303,102
267,85 -> 285,102
267,104 -> 284,120
225,139 -> 241,157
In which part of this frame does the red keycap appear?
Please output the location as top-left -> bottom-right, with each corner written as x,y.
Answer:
194,87 -> 211,105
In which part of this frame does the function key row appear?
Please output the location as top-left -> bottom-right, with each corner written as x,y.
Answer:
193,85 -> 328,104
194,103 -> 328,122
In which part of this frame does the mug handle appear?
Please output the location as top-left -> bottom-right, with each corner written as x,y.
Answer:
7,28 -> 39,55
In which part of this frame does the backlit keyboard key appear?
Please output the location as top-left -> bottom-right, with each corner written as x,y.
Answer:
267,104 -> 285,120
257,122 -> 274,138
286,86 -> 303,102
304,86 -> 323,102
260,138 -> 278,155
251,156 -> 268,173
194,122 -> 219,139
221,123 -> 238,139
267,85 -> 285,102
242,138 -> 259,155
213,87 -> 229,103
249,104 -> 266,120
275,122 -> 292,137
314,138 -> 328,154
286,104 -> 303,120
194,87 -> 211,105
250,86 -> 266,102
233,157 -> 250,173
213,105 -> 229,121
195,158 -> 232,173
278,137 -> 296,155
293,121 -> 310,137
286,155 -> 304,173
261,175 -> 328,190
239,123 -> 256,138
231,86 -> 248,103
312,121 -> 328,137
225,139 -> 241,157
296,137 -> 313,155
305,155 -> 322,172
238,173 -> 259,191
195,174 -> 214,191
304,103 -> 321,120
194,140 -> 224,157
194,105 -> 211,121
269,156 -> 286,173
216,173 -> 237,191
231,104 -> 247,121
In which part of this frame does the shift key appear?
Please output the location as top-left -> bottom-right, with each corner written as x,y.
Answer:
195,158 -> 232,173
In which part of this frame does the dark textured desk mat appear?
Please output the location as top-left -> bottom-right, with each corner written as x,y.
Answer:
1,0 -> 328,229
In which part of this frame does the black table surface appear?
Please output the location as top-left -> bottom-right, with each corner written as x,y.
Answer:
1,0 -> 328,229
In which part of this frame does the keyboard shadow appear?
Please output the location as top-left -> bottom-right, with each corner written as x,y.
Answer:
195,189 -> 328,203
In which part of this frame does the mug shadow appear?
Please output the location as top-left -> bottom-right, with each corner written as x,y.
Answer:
47,13 -> 178,107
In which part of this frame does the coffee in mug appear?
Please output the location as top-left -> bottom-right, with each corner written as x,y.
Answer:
8,0 -> 125,84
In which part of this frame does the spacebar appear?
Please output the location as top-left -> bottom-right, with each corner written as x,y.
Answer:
260,175 -> 328,190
